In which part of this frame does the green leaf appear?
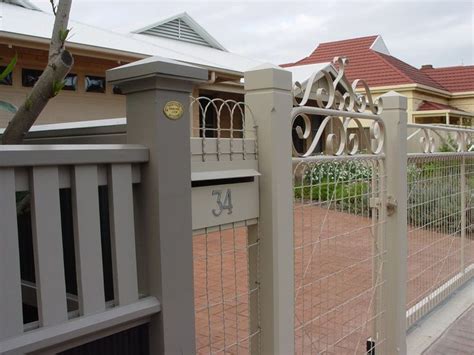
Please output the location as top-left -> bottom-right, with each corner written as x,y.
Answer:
0,53 -> 17,82
52,80 -> 66,96
0,100 -> 18,114
59,28 -> 70,43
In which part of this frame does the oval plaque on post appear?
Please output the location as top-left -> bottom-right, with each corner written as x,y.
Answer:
163,101 -> 184,120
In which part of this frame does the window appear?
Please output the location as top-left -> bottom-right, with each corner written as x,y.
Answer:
63,73 -> 77,91
85,75 -> 106,93
0,66 -> 13,86
22,68 -> 43,87
198,97 -> 217,137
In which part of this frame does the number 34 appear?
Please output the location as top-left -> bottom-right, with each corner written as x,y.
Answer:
212,189 -> 233,217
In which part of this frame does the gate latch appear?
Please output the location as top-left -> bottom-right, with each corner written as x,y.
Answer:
387,195 -> 397,216
369,196 -> 397,216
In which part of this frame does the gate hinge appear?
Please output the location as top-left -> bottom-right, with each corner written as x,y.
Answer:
387,195 -> 397,216
369,197 -> 381,209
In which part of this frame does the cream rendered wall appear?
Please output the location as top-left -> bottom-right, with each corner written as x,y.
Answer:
0,64 -> 125,128
0,44 -> 127,128
450,95 -> 474,112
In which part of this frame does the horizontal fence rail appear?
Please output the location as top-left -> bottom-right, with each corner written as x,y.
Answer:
406,125 -> 474,328
0,145 -> 159,354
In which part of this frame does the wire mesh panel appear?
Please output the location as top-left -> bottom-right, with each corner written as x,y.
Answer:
293,157 -> 386,354
406,154 -> 474,325
406,124 -> 474,327
193,224 -> 260,354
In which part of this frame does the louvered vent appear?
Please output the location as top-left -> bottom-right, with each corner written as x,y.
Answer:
141,18 -> 211,47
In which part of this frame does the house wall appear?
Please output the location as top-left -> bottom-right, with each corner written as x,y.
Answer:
0,44 -> 127,128
450,95 -> 474,113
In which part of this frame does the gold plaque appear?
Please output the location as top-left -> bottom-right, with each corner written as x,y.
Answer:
163,101 -> 184,120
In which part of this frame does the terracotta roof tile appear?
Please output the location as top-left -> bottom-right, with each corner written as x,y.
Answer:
420,66 -> 474,93
417,100 -> 467,112
283,35 -> 448,92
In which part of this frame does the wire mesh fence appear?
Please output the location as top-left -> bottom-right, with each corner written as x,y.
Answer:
293,157 -> 387,354
406,154 -> 474,326
193,224 -> 260,354
190,97 -> 260,354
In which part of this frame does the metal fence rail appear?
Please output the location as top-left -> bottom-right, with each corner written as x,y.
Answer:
406,124 -> 474,327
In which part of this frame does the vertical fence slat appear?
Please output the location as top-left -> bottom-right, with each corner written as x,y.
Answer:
0,168 -> 23,339
30,166 -> 68,326
108,163 -> 138,305
72,165 -> 106,315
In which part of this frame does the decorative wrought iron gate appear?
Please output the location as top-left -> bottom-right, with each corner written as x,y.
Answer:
290,57 -> 388,354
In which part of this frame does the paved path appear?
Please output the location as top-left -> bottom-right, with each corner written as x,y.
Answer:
423,305 -> 474,355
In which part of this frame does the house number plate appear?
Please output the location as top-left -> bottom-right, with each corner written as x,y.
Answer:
212,189 -> 233,216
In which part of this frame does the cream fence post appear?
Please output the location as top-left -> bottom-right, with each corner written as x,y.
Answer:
380,91 -> 408,354
244,64 -> 295,355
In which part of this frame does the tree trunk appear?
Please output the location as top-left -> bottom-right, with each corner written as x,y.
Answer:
49,0 -> 72,62
1,51 -> 73,144
1,0 -> 73,144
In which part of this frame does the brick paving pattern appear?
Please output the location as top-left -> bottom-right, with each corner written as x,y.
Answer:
193,206 -> 473,354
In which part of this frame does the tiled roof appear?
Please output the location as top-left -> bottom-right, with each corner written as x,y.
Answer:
417,100 -> 467,112
420,65 -> 474,93
283,35 -> 447,91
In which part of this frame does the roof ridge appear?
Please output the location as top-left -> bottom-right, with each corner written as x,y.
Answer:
372,51 -> 416,84
421,65 -> 474,70
318,34 -> 378,46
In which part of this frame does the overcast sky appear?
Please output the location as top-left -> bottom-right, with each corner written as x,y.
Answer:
31,0 -> 473,68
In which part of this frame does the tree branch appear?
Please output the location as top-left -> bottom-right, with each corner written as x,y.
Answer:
49,0 -> 72,62
1,0 -> 73,144
49,0 -> 57,15
1,51 -> 73,144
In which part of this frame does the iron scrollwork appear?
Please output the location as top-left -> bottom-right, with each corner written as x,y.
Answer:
291,57 -> 385,157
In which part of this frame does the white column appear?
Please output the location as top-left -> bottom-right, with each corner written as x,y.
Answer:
244,64 -> 295,355
380,91 -> 408,354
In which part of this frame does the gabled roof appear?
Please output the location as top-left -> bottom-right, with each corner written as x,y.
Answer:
131,12 -> 227,51
0,3 -> 262,75
283,35 -> 447,92
420,65 -> 474,93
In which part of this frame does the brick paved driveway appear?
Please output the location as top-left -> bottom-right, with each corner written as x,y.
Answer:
192,206 -> 473,354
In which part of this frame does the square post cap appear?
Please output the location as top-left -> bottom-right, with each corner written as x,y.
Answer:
106,56 -> 208,86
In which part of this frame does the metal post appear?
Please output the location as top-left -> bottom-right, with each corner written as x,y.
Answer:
244,64 -> 294,354
380,91 -> 408,354
461,155 -> 466,272
107,57 -> 208,355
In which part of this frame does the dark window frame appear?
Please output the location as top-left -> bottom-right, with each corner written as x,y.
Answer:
22,68 -> 43,87
0,65 -> 13,86
85,75 -> 106,93
63,73 -> 78,91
